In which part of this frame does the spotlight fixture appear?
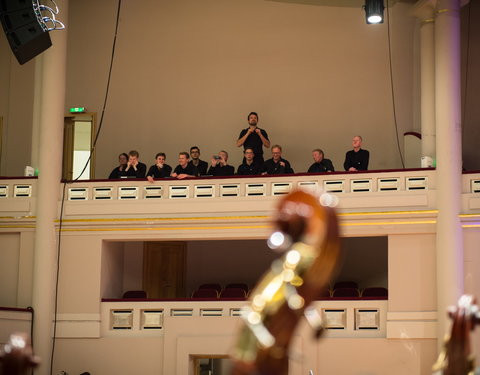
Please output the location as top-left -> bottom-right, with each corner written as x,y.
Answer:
364,0 -> 385,24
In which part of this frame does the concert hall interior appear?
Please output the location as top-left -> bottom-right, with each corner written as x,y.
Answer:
1,0 -> 480,374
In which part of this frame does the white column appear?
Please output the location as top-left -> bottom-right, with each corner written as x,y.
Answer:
434,0 -> 463,348
31,1 -> 68,374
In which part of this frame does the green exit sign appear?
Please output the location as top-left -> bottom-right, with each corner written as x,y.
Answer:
69,107 -> 85,113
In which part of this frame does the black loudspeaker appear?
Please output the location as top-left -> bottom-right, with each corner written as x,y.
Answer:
0,0 -> 52,65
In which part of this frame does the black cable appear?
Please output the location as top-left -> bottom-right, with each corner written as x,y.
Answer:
385,0 -> 405,168
74,0 -> 123,181
27,306 -> 34,349
49,181 -> 67,375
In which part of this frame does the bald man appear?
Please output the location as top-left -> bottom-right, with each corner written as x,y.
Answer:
343,135 -> 369,171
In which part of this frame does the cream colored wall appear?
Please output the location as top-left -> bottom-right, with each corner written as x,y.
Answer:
388,233 -> 436,312
463,228 -> 480,360
64,0 -> 416,178
58,235 -> 103,313
317,338 -> 437,375
52,318 -> 437,375
101,241 -> 125,299
0,31 -> 35,176
123,241 -> 144,292
0,231 -> 34,308
464,228 -> 480,298
1,61 -> 34,176
0,37 -> 10,114
295,316 -> 437,375
0,36 -> 11,175
54,337 -> 165,375
17,231 -> 35,307
0,233 -> 20,306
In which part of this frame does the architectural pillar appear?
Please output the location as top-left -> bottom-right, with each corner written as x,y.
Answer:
434,0 -> 463,348
31,1 -> 68,374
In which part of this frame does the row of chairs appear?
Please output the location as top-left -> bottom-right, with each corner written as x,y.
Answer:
123,290 -> 147,299
191,283 -> 249,299
121,282 -> 387,300
319,286 -> 388,298
191,286 -> 387,300
192,283 -> 387,299
194,281 -> 380,294
120,284 -> 250,300
192,288 -> 247,299
326,281 -> 387,298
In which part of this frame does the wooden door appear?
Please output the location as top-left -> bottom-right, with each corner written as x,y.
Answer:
62,113 -> 97,180
143,242 -> 186,298
0,117 -> 3,170
62,117 -> 74,180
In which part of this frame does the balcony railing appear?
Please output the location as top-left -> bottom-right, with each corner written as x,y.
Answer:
1,169 -> 480,219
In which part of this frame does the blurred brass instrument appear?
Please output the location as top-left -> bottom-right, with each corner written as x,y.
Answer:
231,190 -> 341,375
0,333 -> 39,375
432,295 -> 480,375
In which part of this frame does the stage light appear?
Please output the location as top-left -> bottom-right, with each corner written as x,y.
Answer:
364,0 -> 385,24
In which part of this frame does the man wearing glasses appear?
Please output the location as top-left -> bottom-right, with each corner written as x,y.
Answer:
188,146 -> 208,176
262,145 -> 294,175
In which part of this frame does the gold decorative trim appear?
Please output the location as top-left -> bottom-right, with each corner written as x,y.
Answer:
0,225 -> 36,229
58,225 -> 272,232
338,210 -> 437,217
55,210 -> 438,224
0,216 -> 36,219
57,220 -> 438,232
436,8 -> 458,15
340,220 -> 436,226
421,18 -> 435,24
56,215 -> 269,223
3,211 -> 478,231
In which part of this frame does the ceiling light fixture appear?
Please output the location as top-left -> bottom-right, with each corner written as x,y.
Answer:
364,0 -> 385,24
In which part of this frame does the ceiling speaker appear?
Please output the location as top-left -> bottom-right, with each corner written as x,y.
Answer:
0,0 -> 52,64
